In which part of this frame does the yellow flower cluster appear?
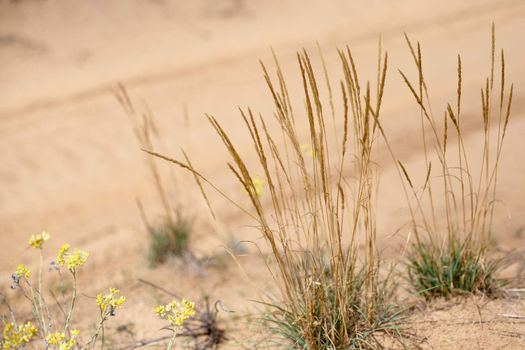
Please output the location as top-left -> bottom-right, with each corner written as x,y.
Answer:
45,329 -> 79,350
154,299 -> 195,327
1,322 -> 37,349
14,264 -> 30,279
96,288 -> 126,316
57,244 -> 88,272
300,143 -> 315,158
251,176 -> 265,197
28,231 -> 50,249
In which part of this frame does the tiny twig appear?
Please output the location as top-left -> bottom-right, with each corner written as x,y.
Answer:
117,335 -> 172,349
137,278 -> 181,299
498,314 -> 525,320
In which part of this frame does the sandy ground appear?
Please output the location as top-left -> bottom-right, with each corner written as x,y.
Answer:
1,0 -> 525,348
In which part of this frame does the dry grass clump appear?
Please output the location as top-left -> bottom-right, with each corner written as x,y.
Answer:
377,26 -> 513,298
147,44 -> 403,348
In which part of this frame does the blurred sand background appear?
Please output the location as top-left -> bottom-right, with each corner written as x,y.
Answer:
1,0 -> 525,348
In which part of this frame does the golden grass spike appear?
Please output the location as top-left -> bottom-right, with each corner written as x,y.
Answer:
403,33 -> 418,67
398,70 -> 425,112
317,42 -> 336,130
481,80 -> 489,131
423,162 -> 432,190
227,163 -> 249,197
374,53 -> 388,132
417,42 -> 423,98
346,47 -> 361,95
115,83 -> 135,116
490,22 -> 495,90
271,48 -> 295,121
302,50 -> 327,157
376,35 -> 382,101
260,60 -> 286,123
340,81 -> 349,157
502,84 -> 513,138
239,108 -> 257,144
499,49 -> 505,113
298,53 -> 319,159
446,104 -> 459,131
457,55 -> 462,118
443,113 -> 448,154
259,115 -> 293,187
398,161 -> 414,189
363,83 -> 371,147
206,114 -> 254,188
246,109 -> 283,218
338,49 -> 358,124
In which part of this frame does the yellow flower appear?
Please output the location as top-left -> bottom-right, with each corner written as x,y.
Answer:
56,244 -> 88,272
96,287 -> 126,316
153,305 -> 166,317
2,322 -> 37,349
46,332 -> 65,345
28,231 -> 50,249
300,143 -> 315,158
154,298 -> 195,327
251,176 -> 265,197
45,330 -> 79,350
15,264 -> 30,279
57,243 -> 70,266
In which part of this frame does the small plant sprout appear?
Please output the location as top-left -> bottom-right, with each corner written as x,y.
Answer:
1,322 -> 38,349
145,213 -> 192,266
154,298 -> 196,349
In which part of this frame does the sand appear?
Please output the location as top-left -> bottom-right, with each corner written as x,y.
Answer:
1,0 -> 525,348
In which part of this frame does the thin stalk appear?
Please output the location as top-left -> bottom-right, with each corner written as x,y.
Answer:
166,330 -> 178,350
37,250 -> 48,334
64,272 -> 77,333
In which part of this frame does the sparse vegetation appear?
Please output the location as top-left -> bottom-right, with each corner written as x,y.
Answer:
116,89 -> 193,264
3,23 -> 517,350
407,237 -> 500,298
146,42 -> 407,348
375,27 -> 513,298
145,212 -> 192,265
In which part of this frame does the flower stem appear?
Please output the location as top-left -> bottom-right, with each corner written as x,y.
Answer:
166,331 -> 178,350
37,249 -> 48,334
64,272 -> 77,332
